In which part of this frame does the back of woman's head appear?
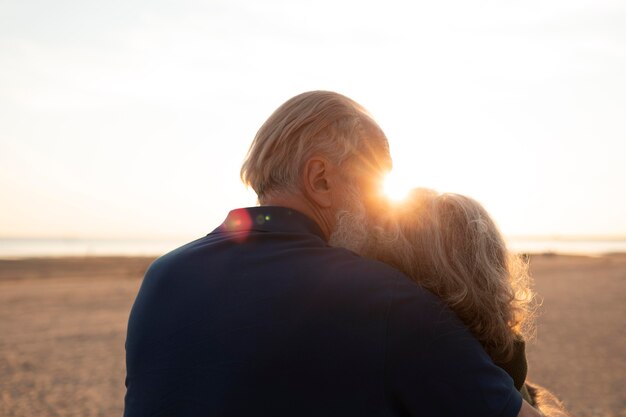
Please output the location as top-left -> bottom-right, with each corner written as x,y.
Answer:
374,188 -> 535,360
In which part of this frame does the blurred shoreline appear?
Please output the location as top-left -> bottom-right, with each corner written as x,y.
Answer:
1,237 -> 626,258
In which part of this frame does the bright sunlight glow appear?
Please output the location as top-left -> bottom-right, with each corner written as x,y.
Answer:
383,172 -> 412,202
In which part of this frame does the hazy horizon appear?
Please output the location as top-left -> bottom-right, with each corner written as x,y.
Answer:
3,233 -> 626,241
3,235 -> 626,259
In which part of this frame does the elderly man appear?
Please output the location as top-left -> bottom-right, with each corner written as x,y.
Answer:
124,91 -> 543,416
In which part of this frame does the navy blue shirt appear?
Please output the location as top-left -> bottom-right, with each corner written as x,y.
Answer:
125,206 -> 521,416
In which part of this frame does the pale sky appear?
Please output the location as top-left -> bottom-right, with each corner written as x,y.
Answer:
1,0 -> 625,239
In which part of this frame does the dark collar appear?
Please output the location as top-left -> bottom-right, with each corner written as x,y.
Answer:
216,206 -> 326,241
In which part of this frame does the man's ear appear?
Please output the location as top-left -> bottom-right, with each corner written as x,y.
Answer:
302,158 -> 333,208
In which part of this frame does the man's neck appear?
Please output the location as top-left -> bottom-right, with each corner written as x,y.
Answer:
261,193 -> 334,241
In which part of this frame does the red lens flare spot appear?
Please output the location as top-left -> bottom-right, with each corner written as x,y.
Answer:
222,209 -> 254,243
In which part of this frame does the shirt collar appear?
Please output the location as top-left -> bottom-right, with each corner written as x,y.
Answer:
216,206 -> 326,241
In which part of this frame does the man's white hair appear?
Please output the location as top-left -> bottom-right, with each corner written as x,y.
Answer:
240,91 -> 391,203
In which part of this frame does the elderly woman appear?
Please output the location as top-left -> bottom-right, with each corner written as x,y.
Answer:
363,188 -> 571,417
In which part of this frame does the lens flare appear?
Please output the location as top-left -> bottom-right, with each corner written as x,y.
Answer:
221,209 -> 254,243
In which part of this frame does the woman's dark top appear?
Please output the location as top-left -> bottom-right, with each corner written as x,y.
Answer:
493,338 -> 535,404
493,338 -> 528,391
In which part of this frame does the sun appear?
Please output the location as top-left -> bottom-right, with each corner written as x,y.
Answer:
383,171 -> 412,202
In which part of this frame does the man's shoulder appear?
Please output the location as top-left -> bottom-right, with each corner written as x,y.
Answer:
322,245 -> 405,277
301,245 -> 452,315
140,236 -> 212,281
142,229 -> 443,310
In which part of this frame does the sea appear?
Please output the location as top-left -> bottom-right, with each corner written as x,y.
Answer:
0,237 -> 625,258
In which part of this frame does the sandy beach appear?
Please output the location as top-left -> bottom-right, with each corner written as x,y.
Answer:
0,254 -> 624,417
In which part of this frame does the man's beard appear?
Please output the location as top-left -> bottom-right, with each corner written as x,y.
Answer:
328,184 -> 370,254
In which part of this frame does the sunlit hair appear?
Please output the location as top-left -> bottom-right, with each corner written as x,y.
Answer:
364,188 -> 536,361
241,91 -> 391,203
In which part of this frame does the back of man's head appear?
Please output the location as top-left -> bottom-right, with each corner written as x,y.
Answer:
241,91 -> 391,203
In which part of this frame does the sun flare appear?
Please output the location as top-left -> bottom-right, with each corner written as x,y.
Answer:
383,172 -> 412,202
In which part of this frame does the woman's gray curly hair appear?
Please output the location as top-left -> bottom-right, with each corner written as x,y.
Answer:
364,188 -> 536,361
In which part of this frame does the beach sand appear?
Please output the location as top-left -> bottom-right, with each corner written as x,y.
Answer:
0,254 -> 624,416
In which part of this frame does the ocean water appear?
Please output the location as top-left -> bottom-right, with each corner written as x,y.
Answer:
0,238 -> 192,258
506,237 -> 626,256
0,237 -> 625,258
